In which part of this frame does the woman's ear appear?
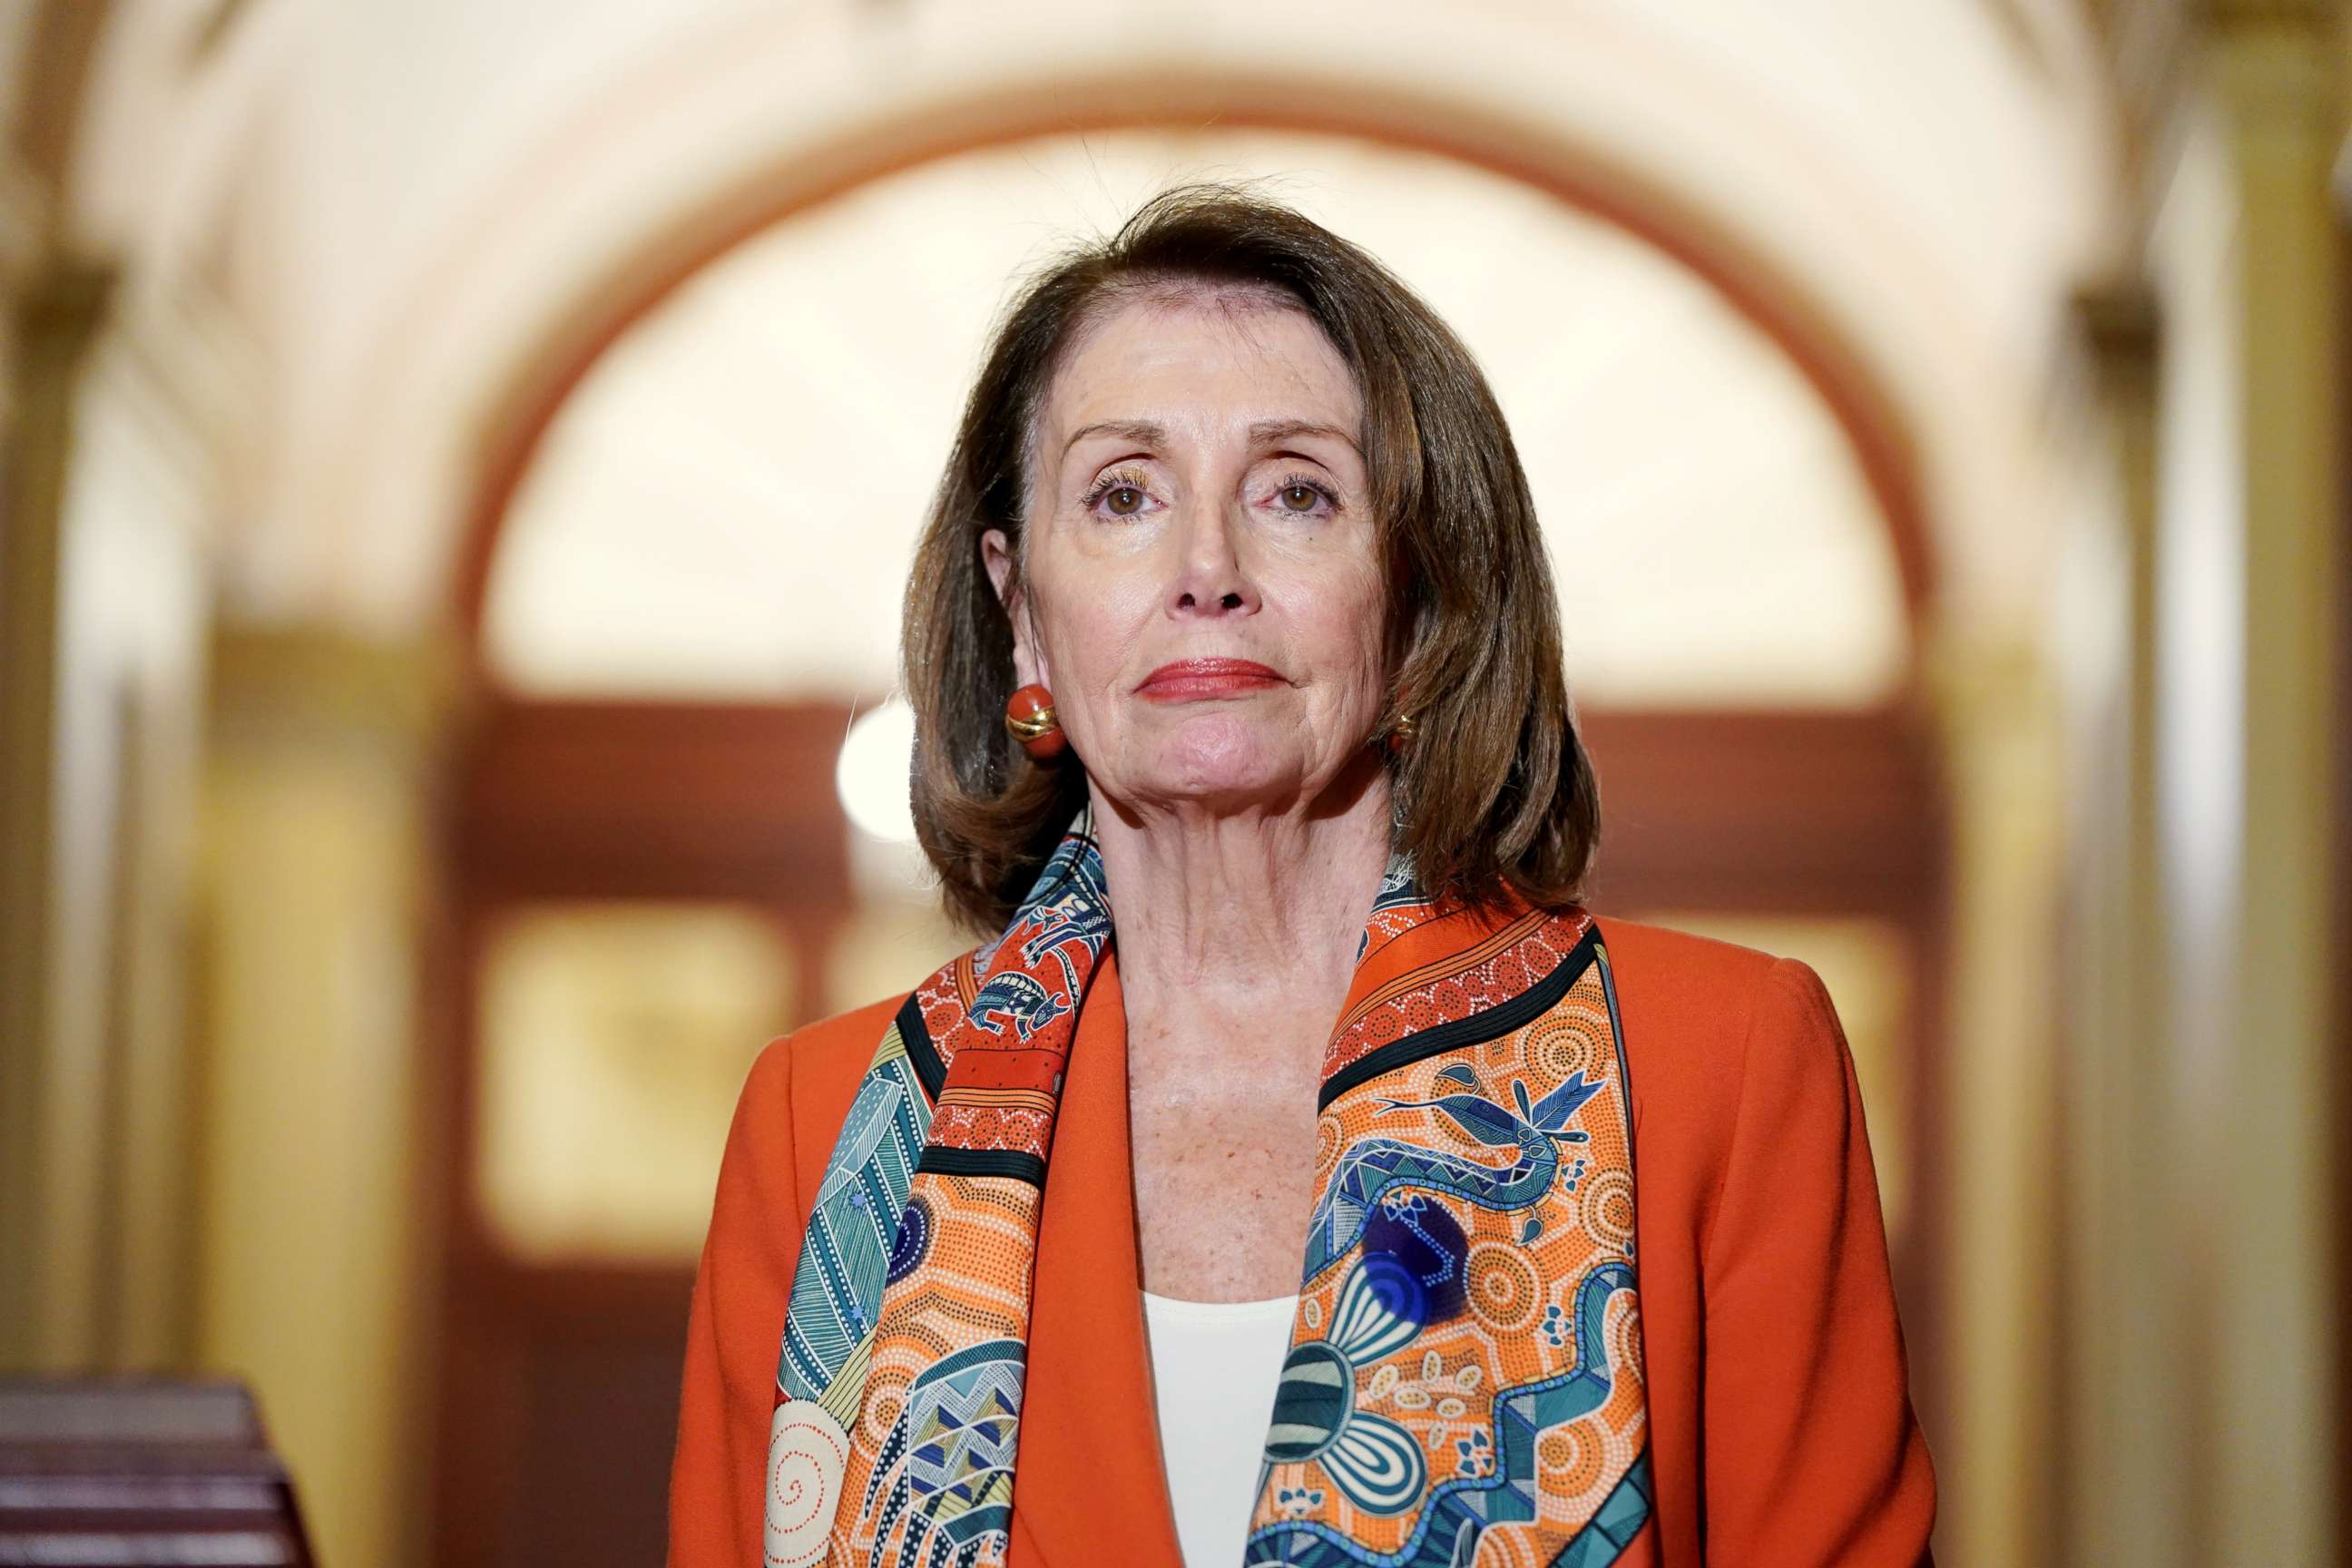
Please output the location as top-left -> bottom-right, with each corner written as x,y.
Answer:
980,528 -> 1044,689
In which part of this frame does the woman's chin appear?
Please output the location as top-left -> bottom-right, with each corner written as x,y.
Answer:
1122,732 -> 1302,813
1083,708 -> 1377,816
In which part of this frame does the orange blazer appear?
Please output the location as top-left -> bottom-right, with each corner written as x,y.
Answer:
669,915 -> 1937,1566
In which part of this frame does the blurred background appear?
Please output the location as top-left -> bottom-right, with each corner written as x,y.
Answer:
0,1 -> 2343,1563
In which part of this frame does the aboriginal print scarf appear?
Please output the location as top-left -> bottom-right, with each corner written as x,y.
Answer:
765,831 -> 1651,1568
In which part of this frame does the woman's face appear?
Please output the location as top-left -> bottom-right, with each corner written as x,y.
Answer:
983,288 -> 1387,821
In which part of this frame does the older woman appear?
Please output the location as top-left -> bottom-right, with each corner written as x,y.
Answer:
670,186 -> 1936,1568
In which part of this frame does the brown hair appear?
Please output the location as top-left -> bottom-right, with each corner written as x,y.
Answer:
901,181 -> 1600,933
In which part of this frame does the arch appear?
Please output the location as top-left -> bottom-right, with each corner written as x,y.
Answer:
447,88 -> 1938,678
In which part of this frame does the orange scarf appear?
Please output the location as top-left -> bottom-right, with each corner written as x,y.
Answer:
764,832 -> 1651,1567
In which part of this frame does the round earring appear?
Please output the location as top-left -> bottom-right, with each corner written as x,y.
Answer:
1004,683 -> 1066,760
1387,710 -> 1418,754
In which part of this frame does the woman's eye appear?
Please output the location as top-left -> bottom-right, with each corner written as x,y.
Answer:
1271,477 -> 1338,516
1083,470 -> 1154,518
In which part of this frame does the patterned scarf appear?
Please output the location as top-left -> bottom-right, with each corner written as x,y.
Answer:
763,831 -> 1651,1568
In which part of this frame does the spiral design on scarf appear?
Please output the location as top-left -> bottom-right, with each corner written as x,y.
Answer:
1579,1166 -> 1636,1251
1525,1005 -> 1605,1082
1315,1112 -> 1344,1175
763,1400 -> 848,1568
858,1348 -> 921,1446
1539,1422 -> 1602,1495
1465,1240 -> 1543,1333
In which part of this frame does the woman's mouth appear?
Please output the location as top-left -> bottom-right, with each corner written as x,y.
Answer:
1134,658 -> 1285,701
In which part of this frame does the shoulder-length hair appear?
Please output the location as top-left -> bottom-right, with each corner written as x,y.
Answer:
902,181 -> 1601,934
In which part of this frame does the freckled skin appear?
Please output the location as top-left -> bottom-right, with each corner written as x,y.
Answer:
983,289 -> 1396,1301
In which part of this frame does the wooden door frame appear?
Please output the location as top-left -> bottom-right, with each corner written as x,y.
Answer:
425,697 -> 857,1567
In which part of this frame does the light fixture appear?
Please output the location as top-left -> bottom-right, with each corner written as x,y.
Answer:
836,698 -> 918,842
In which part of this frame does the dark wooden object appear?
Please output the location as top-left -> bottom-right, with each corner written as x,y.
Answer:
0,1379 -> 315,1568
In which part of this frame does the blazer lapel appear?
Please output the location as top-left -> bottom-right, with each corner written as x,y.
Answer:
1013,947 -> 1187,1567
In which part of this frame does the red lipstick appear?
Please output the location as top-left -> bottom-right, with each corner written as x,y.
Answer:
1134,658 -> 1284,701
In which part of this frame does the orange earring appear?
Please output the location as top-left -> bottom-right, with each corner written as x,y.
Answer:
1386,681 -> 1418,754
1004,683 -> 1066,759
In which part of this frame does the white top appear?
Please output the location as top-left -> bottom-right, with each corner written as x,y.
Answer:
1140,1290 -> 1299,1567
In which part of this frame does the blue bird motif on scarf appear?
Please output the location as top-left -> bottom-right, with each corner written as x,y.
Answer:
1301,1065 -> 1607,1284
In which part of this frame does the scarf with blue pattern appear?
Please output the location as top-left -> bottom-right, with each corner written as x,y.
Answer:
763,831 -> 1651,1567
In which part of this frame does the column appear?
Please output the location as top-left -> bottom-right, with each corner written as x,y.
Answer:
197,622 -> 450,1568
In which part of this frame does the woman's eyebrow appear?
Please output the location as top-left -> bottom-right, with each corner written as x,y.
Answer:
1060,419 -> 1164,459
1059,417 -> 1361,459
1248,418 -> 1359,454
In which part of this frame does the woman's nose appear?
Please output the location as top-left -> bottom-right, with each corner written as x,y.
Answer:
1166,504 -> 1259,617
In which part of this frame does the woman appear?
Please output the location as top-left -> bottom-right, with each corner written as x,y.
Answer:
670,184 -> 1936,1568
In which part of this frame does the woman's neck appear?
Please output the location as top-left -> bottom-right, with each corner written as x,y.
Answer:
1089,766 -> 1396,1025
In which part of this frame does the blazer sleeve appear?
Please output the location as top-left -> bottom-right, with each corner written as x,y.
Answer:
669,1034 -> 804,1568
1699,956 -> 1938,1564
